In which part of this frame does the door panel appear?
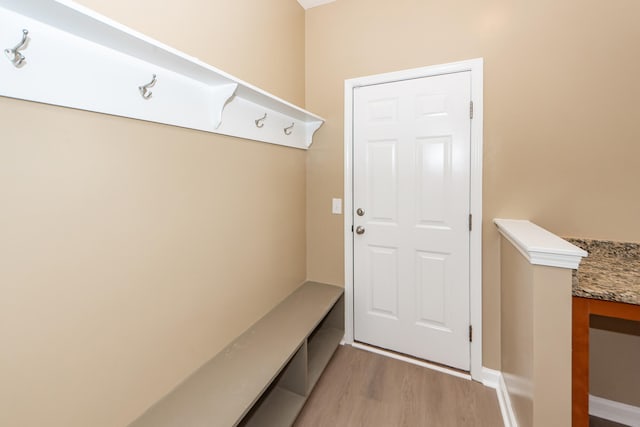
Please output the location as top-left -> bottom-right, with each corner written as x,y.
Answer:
353,72 -> 471,370
416,136 -> 451,226
369,246 -> 399,318
416,250 -> 448,328
367,140 -> 398,223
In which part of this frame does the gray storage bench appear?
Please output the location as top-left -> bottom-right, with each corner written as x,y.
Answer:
128,281 -> 344,427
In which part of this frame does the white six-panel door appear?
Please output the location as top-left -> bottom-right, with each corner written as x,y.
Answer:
353,72 -> 471,370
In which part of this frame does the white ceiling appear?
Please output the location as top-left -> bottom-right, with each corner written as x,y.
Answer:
297,0 -> 336,10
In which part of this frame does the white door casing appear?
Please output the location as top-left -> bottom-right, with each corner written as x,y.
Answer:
344,59 -> 483,379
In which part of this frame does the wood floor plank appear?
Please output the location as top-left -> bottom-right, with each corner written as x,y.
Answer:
294,345 -> 503,427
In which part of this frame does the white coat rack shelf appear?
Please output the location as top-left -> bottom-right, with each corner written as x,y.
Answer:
0,0 -> 324,149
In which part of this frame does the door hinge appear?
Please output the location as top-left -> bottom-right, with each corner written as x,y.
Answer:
351,225 -> 354,233
469,325 -> 473,342
470,101 -> 474,119
469,214 -> 472,232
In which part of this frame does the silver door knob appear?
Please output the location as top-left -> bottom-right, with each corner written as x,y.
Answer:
356,208 -> 365,216
355,226 -> 365,235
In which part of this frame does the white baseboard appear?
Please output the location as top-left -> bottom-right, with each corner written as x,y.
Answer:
482,368 -> 518,427
590,395 -> 640,427
482,367 -> 501,389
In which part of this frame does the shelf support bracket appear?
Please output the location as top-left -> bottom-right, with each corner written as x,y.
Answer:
211,83 -> 238,129
304,120 -> 324,148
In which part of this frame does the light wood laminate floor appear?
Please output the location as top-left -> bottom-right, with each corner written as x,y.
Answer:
294,345 -> 503,427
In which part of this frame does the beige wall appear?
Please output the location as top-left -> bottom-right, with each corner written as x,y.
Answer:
500,241 -> 534,426
500,238 -> 572,427
590,317 -> 640,407
77,0 -> 305,106
0,1 -> 305,426
305,0 -> 640,371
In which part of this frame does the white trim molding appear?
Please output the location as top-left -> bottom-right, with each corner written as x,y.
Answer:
297,0 -> 336,9
481,367 -> 501,389
497,371 -> 518,427
482,368 -> 517,427
494,219 -> 587,269
344,58 -> 484,380
590,395 -> 640,427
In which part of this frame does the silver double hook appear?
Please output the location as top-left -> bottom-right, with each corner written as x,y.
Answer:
255,113 -> 267,128
5,29 -> 29,67
138,74 -> 157,100
284,122 -> 294,135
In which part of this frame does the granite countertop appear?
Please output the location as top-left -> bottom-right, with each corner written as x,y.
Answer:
567,238 -> 640,305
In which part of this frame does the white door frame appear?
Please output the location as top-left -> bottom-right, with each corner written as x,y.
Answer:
343,58 -> 484,381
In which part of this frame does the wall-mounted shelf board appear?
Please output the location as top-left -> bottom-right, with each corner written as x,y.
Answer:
0,0 -> 324,149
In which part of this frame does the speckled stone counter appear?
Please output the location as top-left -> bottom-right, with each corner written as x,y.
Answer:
566,238 -> 640,306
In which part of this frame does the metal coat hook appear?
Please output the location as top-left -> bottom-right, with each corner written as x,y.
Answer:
138,74 -> 157,100
5,29 -> 29,67
255,113 -> 267,128
284,122 -> 294,135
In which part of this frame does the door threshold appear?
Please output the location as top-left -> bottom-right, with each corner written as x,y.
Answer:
350,342 -> 472,381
